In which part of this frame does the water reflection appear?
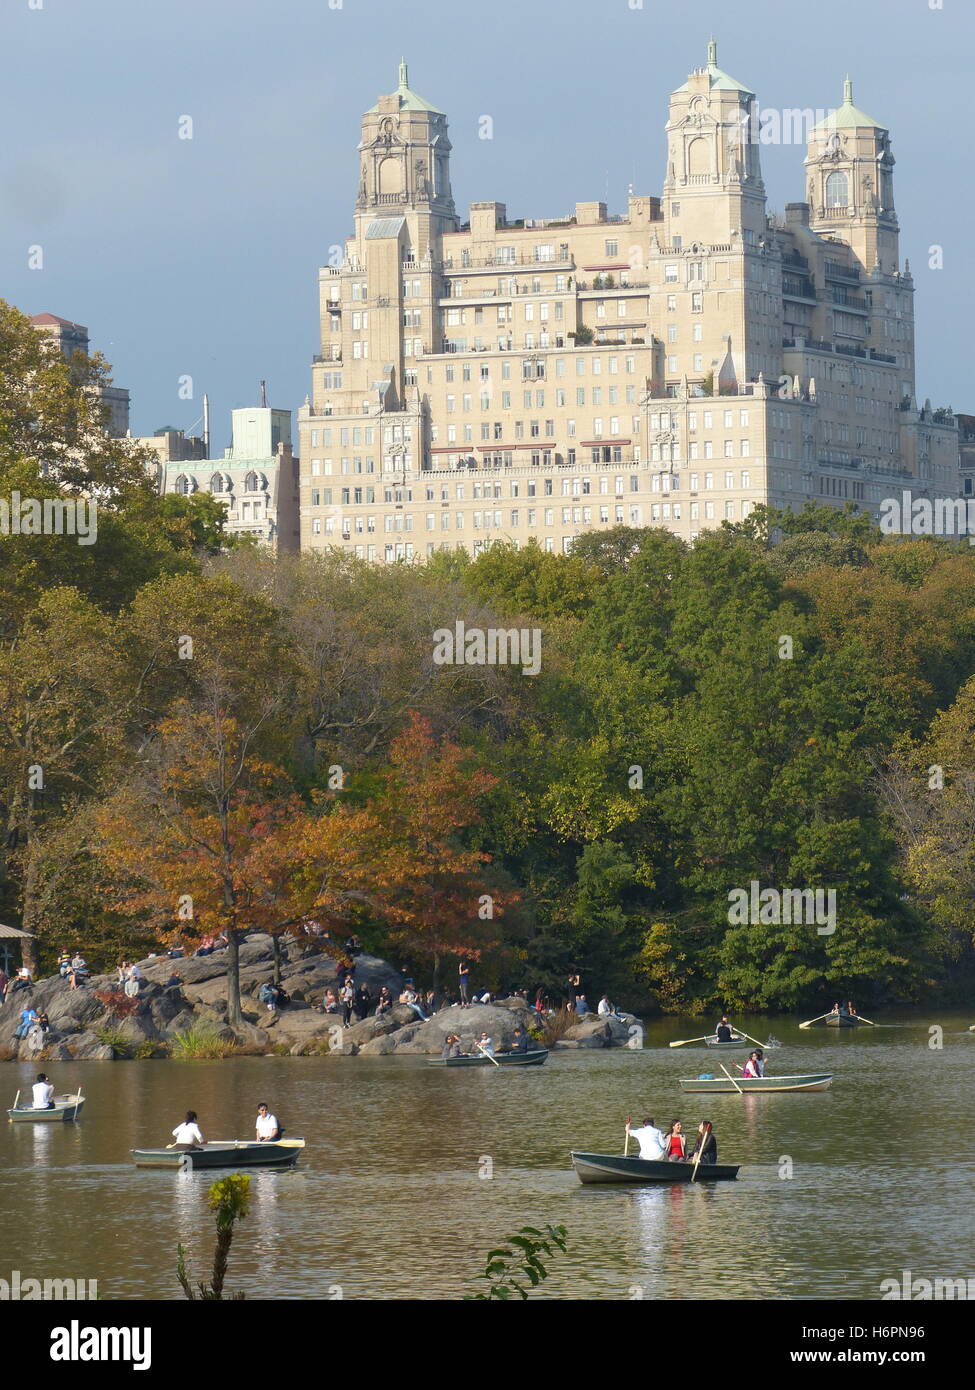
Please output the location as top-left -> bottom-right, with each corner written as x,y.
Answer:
1,1016 -> 973,1299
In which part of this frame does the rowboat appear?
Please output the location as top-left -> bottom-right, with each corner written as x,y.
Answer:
825,1014 -> 864,1028
427,1048 -> 549,1067
7,1090 -> 85,1123
571,1151 -> 740,1184
679,1073 -> 832,1094
703,1034 -> 751,1051
131,1138 -> 304,1170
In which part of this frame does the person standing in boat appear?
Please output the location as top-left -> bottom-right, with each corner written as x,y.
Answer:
715,1016 -> 733,1043
690,1121 -> 717,1165
172,1111 -> 206,1151
663,1121 -> 686,1161
32,1072 -> 55,1110
626,1115 -> 665,1160
255,1103 -> 281,1142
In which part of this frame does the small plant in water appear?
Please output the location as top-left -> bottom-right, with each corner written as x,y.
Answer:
169,1023 -> 238,1060
468,1224 -> 567,1300
177,1174 -> 250,1300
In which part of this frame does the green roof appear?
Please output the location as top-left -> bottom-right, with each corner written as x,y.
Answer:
677,39 -> 752,95
812,78 -> 884,132
367,60 -> 444,115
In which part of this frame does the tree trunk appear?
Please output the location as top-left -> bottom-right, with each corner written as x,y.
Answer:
432,951 -> 441,1014
225,928 -> 243,1028
272,933 -> 282,987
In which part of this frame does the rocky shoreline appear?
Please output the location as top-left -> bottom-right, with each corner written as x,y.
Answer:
0,934 -> 642,1060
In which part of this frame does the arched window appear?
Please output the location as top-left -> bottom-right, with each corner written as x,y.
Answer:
825,171 -> 849,208
175,474 -> 191,495
244,471 -> 259,492
687,137 -> 710,177
210,473 -> 225,493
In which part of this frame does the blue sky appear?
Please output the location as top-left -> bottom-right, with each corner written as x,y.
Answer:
2,0 -> 971,454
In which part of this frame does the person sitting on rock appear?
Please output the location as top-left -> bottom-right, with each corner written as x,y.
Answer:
10,966 -> 33,995
58,951 -> 73,979
575,994 -> 590,1017
323,987 -> 339,1014
68,954 -> 89,990
375,986 -> 392,1016
123,963 -> 143,998
14,1005 -> 39,1039
398,987 -> 428,1021
258,981 -> 277,1012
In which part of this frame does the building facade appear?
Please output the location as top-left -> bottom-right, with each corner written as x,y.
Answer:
29,312 -> 131,437
298,49 -> 960,561
161,404 -> 300,551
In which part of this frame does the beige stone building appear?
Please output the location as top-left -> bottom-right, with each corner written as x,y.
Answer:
298,48 -> 960,561
30,311 -> 131,438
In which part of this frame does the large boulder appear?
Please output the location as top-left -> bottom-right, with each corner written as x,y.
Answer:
359,1001 -> 536,1056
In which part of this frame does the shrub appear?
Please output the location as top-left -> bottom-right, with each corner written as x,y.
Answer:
94,1027 -> 131,1058
169,1024 -> 238,1060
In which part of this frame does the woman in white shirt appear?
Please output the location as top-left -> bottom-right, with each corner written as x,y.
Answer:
171,1110 -> 206,1150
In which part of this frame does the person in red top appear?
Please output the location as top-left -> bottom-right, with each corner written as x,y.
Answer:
664,1121 -> 686,1161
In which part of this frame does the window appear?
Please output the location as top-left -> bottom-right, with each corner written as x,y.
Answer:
826,171 -> 849,208
665,265 -> 679,283
605,239 -> 619,257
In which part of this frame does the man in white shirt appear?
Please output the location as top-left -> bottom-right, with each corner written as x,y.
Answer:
32,1073 -> 55,1110
626,1115 -> 666,1160
255,1103 -> 281,1141
171,1111 -> 205,1150
597,995 -> 612,1016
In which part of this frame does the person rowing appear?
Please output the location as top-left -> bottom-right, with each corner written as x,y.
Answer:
171,1110 -> 206,1151
689,1120 -> 717,1165
32,1072 -> 54,1111
714,1016 -> 734,1043
738,1049 -> 764,1079
255,1102 -> 281,1142
626,1115 -> 665,1160
663,1120 -> 686,1161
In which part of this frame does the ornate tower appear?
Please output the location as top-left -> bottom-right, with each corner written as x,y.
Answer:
355,60 -> 457,257
662,40 -> 766,247
805,79 -> 899,273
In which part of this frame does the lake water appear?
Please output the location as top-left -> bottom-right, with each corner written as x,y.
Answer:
2,1013 -> 973,1301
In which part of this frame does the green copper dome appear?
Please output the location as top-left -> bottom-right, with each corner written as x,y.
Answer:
812,77 -> 884,132
367,60 -> 444,115
677,39 -> 753,95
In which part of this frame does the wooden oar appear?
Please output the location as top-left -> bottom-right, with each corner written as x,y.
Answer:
853,1015 -> 875,1026
12,1089 -> 20,1111
207,1138 -> 306,1148
690,1127 -> 707,1183
668,1035 -> 710,1048
738,1031 -> 770,1049
624,1120 -> 630,1157
719,1063 -> 744,1095
799,1013 -> 830,1029
475,1040 -> 500,1067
